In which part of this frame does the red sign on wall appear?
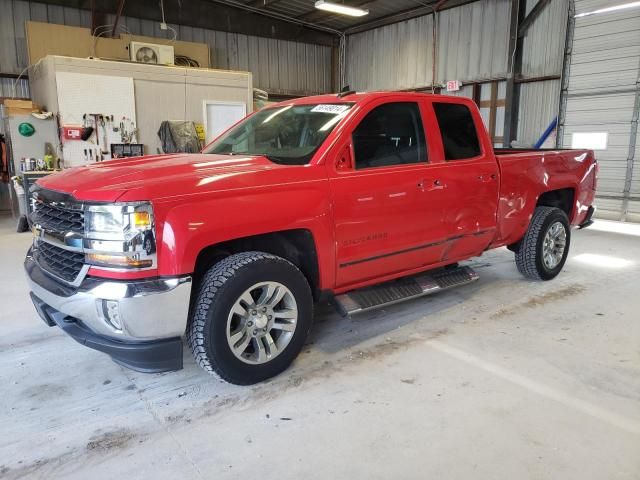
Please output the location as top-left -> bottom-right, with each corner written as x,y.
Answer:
62,126 -> 83,140
446,80 -> 461,92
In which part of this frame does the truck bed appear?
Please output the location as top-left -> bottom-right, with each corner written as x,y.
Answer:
492,147 -> 597,248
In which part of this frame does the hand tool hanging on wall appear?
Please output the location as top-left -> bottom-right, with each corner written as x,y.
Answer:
81,114 -> 94,141
90,114 -> 103,153
101,116 -> 109,155
120,117 -> 138,144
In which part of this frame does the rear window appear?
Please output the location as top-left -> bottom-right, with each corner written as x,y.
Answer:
433,103 -> 481,160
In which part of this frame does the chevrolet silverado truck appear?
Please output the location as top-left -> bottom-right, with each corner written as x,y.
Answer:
25,92 -> 597,385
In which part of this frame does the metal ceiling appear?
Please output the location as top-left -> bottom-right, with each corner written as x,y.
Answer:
214,0 -> 470,33
25,0 -> 482,44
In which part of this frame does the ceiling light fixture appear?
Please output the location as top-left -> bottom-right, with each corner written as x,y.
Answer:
574,1 -> 640,17
314,1 -> 369,17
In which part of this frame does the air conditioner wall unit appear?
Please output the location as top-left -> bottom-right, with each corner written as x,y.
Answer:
129,42 -> 174,66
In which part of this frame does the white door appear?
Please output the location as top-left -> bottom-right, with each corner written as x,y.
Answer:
203,101 -> 247,143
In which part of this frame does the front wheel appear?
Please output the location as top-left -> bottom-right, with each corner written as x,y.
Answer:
515,206 -> 571,280
187,252 -> 313,385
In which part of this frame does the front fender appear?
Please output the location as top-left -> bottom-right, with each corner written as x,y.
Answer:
153,182 -> 335,290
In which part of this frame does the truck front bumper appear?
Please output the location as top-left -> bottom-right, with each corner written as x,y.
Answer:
25,249 -> 192,373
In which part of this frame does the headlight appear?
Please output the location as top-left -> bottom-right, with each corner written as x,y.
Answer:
84,203 -> 156,269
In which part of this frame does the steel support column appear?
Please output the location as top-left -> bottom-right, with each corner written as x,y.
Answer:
111,0 -> 126,38
503,0 -> 526,147
557,0 -> 576,147
621,57 -> 640,221
518,0 -> 553,38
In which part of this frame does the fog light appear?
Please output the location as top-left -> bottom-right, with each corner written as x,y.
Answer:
102,299 -> 123,330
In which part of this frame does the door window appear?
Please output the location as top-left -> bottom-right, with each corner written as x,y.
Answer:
433,103 -> 481,160
352,102 -> 426,169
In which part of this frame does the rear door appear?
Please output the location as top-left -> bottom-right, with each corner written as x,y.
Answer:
328,99 -> 447,288
426,98 -> 500,260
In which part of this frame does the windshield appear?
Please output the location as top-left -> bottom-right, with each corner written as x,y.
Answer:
203,103 -> 354,165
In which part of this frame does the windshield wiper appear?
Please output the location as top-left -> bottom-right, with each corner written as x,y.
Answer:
213,150 -> 298,165
226,151 -> 267,156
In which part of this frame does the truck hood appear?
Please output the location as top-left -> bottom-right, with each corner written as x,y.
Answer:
37,154 -> 294,202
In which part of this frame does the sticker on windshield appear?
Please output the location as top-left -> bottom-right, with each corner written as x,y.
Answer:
311,104 -> 350,114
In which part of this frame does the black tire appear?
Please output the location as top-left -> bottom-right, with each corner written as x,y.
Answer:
187,251 -> 313,385
515,206 -> 571,281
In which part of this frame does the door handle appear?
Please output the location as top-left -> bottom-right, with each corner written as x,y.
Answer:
419,179 -> 445,191
428,179 -> 445,191
478,174 -> 497,182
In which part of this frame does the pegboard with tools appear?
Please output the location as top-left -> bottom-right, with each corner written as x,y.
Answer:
73,114 -> 138,163
55,72 -> 138,167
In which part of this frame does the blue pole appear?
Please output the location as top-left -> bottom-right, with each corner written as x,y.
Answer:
534,117 -> 558,149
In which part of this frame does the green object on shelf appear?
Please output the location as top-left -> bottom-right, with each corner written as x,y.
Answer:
18,122 -> 35,137
44,154 -> 54,170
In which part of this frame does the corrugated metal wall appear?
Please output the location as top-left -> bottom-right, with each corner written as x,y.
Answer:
0,78 -> 30,98
346,0 -> 569,147
517,0 -> 567,146
346,0 -> 511,90
521,0 -> 567,77
346,14 -> 437,91
559,0 -> 640,221
517,79 -> 561,146
0,0 -> 332,96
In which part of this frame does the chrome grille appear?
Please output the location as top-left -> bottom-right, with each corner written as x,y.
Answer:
31,188 -> 86,283
32,201 -> 84,234
34,242 -> 85,283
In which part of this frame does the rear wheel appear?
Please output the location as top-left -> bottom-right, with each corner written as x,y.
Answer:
515,206 -> 571,280
187,252 -> 313,385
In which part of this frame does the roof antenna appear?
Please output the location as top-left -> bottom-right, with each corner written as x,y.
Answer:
337,85 -> 356,98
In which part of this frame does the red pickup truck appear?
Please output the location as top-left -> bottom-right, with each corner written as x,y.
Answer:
25,92 -> 597,385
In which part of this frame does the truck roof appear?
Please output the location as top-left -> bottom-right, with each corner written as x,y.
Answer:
272,91 -> 457,107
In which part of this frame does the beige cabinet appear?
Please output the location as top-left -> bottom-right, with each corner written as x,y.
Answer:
29,55 -> 253,162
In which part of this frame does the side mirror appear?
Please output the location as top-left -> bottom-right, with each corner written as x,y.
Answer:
336,144 -> 354,171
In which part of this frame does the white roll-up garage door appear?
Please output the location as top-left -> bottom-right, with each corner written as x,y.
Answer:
559,0 -> 640,221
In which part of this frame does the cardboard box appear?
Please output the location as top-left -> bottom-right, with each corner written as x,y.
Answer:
26,21 -> 210,68
3,99 -> 40,116
4,99 -> 33,109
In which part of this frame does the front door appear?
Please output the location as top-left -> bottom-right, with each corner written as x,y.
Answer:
329,100 -> 447,288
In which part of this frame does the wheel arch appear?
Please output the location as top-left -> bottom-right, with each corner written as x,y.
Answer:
191,229 -> 321,300
506,188 -> 575,252
536,187 -> 576,221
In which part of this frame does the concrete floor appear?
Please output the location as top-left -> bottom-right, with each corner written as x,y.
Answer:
1,215 -> 639,480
